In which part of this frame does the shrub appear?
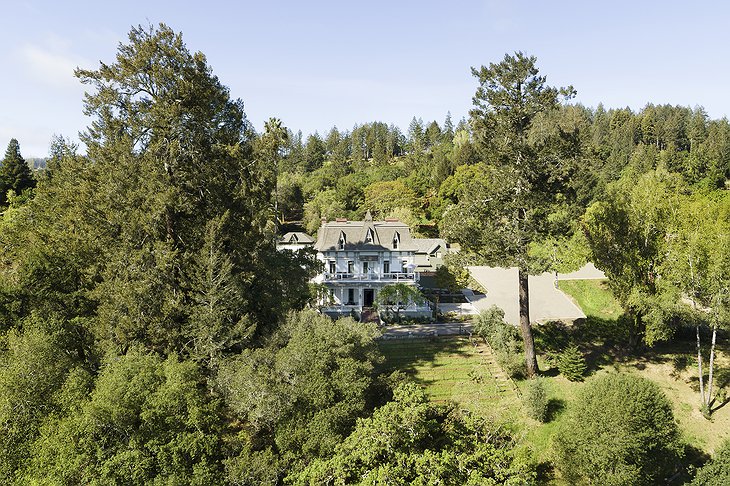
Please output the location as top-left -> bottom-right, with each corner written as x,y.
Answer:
555,373 -> 684,485
474,306 -> 525,379
499,350 -> 527,380
558,344 -> 586,381
692,440 -> 730,485
524,377 -> 549,422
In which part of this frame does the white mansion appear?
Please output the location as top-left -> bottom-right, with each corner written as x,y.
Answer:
308,211 -> 445,318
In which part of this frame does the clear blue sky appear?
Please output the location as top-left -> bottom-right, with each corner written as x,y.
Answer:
2,0 -> 729,157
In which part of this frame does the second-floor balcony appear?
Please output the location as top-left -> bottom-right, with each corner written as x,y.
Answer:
323,271 -> 416,282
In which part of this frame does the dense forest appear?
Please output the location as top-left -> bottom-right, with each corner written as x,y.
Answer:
0,23 -> 728,484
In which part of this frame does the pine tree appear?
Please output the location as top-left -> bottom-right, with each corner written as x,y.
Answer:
0,138 -> 35,205
441,52 -> 578,377
558,344 -> 586,381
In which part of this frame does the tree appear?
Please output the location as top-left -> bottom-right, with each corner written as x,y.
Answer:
0,319 -> 82,482
0,23 -> 314,357
375,283 -> 425,323
558,344 -> 586,381
291,383 -> 536,485
662,192 -> 730,414
441,52 -> 578,376
361,180 -> 419,220
303,132 -> 326,172
218,310 -> 382,469
554,373 -> 684,485
584,168 -> 685,347
25,350 -> 226,484
431,265 -> 460,318
0,138 -> 35,206
257,117 -> 289,224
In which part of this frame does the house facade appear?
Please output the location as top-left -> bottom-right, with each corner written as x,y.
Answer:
312,212 -> 432,318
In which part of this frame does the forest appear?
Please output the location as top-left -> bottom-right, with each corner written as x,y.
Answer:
0,23 -> 729,485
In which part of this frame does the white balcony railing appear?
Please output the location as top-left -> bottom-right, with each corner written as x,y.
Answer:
323,272 -> 415,282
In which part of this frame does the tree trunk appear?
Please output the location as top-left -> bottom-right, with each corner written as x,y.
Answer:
707,323 -> 717,408
628,311 -> 644,348
518,269 -> 538,377
697,323 -> 706,407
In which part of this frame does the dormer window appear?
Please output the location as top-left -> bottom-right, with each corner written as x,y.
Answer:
365,228 -> 374,244
392,232 -> 400,249
338,231 -> 346,250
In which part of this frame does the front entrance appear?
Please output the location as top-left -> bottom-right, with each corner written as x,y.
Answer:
363,289 -> 374,307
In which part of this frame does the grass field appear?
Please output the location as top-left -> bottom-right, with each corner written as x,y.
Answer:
379,278 -> 730,483
378,337 -> 521,420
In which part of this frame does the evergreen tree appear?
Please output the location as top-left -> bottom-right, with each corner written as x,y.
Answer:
558,344 -> 587,381
441,52 -> 579,376
0,138 -> 35,205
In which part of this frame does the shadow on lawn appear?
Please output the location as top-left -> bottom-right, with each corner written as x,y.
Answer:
376,336 -> 475,381
545,398 -> 566,422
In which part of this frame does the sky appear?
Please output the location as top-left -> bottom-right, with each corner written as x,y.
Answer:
2,0 -> 729,157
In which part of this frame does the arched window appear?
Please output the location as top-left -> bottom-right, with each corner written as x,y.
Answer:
392,232 -> 400,249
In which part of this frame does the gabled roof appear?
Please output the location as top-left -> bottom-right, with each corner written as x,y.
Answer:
314,218 -> 417,252
279,232 -> 315,244
411,238 -> 447,255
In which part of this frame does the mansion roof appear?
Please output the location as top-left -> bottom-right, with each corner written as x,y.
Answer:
314,212 -> 418,252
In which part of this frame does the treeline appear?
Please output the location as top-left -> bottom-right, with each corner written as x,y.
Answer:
275,102 -> 729,237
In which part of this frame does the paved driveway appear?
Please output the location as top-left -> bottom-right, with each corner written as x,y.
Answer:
467,264 -> 605,326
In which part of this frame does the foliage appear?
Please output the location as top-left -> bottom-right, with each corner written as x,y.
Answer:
0,318 -> 82,482
441,52 -> 580,377
361,179 -> 419,220
583,168 -> 685,346
0,24 -> 318,362
218,310 -> 382,472
691,440 -> 730,485
25,349 -> 226,485
291,383 -> 536,485
554,373 -> 684,485
474,306 -> 526,379
558,344 -> 587,381
375,283 -> 425,323
524,377 -> 549,422
0,138 -> 35,206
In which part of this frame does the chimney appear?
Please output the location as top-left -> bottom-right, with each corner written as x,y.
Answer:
385,217 -> 399,222
335,218 -> 348,222
320,217 -> 327,224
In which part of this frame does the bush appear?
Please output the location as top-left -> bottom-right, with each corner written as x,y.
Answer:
524,377 -> 549,422
474,306 -> 525,379
692,440 -> 730,485
558,344 -> 586,381
555,373 -> 684,485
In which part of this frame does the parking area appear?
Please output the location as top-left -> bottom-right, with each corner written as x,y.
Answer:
466,264 -> 605,326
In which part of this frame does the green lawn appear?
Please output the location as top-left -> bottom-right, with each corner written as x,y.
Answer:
558,279 -> 622,320
378,337 -> 520,420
